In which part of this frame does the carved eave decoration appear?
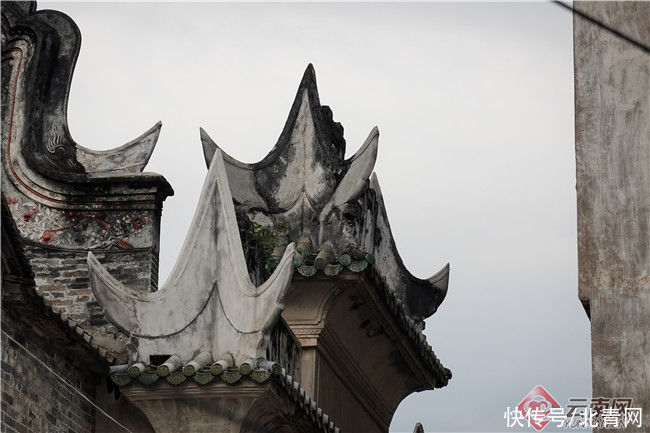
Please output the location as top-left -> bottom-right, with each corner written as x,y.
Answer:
201,64 -> 450,322
2,2 -> 172,224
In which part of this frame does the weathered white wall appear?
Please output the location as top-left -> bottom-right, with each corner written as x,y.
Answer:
573,2 -> 649,430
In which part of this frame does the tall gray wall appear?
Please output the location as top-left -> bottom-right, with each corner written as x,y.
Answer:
573,2 -> 649,430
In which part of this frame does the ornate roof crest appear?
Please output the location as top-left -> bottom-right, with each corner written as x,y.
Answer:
1,2 -> 164,181
87,150 -> 296,365
201,64 -> 449,321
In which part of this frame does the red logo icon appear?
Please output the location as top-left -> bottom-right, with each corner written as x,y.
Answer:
517,386 -> 560,431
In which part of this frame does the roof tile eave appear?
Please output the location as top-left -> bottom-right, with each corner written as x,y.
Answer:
110,360 -> 340,433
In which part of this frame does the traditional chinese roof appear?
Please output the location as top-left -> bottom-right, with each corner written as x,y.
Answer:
201,65 -> 450,322
110,358 -> 340,433
368,266 -> 452,387
286,238 -> 450,386
1,2 -> 172,186
2,1 -> 173,364
198,65 -> 452,389
87,150 -> 295,367
2,6 -> 452,428
291,242 -> 375,277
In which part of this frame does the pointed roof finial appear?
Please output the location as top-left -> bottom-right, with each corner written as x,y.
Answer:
199,65 -> 449,321
298,63 -> 319,103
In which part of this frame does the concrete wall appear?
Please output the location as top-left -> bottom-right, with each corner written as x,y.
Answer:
573,2 -> 649,430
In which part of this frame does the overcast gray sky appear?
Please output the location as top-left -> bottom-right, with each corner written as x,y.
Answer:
45,2 -> 589,432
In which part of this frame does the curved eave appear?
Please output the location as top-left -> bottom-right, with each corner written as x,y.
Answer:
346,126 -> 379,165
366,265 -> 452,388
369,173 -> 450,320
76,121 -> 162,174
200,127 -> 254,170
2,4 -> 166,183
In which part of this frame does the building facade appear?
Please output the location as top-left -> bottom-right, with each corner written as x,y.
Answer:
1,2 -> 451,432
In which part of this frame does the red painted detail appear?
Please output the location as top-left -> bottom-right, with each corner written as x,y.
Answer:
118,238 -> 134,249
23,208 -> 38,221
130,216 -> 146,229
36,212 -> 113,245
94,218 -> 110,231
41,230 -> 54,243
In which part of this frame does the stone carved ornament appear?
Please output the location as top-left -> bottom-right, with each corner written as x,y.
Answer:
202,65 -> 450,321
1,1 -> 171,251
87,150 -> 296,366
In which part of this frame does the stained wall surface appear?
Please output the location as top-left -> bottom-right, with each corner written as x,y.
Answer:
1,314 -> 96,433
573,2 -> 649,430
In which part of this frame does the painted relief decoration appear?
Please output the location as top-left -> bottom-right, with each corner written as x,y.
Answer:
4,192 -> 150,250
1,2 -> 170,253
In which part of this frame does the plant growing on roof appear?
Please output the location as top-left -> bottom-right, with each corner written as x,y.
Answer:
243,220 -> 289,274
